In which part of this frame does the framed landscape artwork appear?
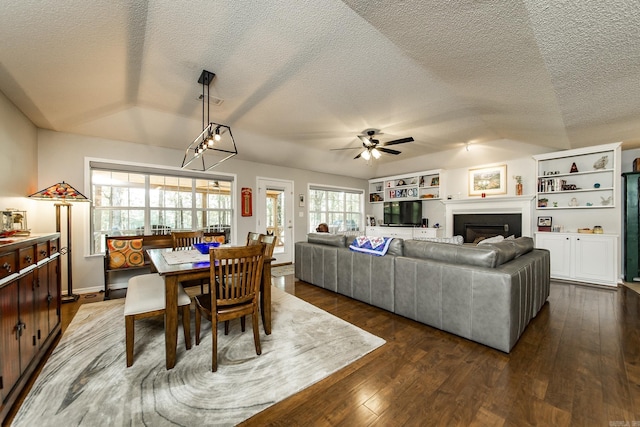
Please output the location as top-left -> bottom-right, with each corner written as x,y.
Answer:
469,165 -> 507,196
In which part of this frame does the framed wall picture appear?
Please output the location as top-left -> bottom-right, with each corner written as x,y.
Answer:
537,216 -> 552,232
468,165 -> 507,196
430,177 -> 439,187
298,194 -> 305,207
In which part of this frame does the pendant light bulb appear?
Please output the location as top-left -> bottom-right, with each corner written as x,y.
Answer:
214,126 -> 221,141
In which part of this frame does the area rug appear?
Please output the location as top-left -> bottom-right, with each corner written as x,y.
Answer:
12,287 -> 385,426
271,264 -> 295,277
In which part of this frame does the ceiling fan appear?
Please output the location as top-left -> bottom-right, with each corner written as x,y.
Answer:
332,130 -> 414,160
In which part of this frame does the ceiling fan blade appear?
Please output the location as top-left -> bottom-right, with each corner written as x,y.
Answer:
378,147 -> 401,155
383,137 -> 414,146
354,152 -> 362,159
358,135 -> 373,146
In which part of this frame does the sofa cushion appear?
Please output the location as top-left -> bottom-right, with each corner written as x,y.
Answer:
506,236 -> 534,257
307,233 -> 346,247
412,235 -> 464,245
481,241 -> 517,265
404,240 -> 498,268
387,238 -> 404,256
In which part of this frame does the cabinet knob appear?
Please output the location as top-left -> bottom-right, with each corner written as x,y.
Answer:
40,250 -> 47,256
2,262 -> 11,273
25,256 -> 32,263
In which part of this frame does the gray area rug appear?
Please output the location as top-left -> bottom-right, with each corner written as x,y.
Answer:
270,264 -> 295,277
12,287 -> 385,426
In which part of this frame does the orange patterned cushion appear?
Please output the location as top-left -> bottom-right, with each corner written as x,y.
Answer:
203,235 -> 226,244
107,238 -> 145,269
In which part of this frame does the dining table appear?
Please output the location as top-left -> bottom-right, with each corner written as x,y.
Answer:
146,247 -> 273,369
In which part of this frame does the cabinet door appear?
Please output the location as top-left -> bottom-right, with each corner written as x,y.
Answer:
18,270 -> 37,373
574,235 -> 616,284
47,258 -> 60,335
35,264 -> 49,347
536,234 -> 572,278
0,281 -> 20,402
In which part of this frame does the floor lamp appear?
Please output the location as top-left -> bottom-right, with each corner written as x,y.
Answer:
29,181 -> 90,304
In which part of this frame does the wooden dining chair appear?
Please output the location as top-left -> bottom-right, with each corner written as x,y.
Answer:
194,244 -> 266,371
246,231 -> 262,246
172,230 -> 204,250
124,273 -> 192,367
172,230 -> 208,293
259,234 -> 278,258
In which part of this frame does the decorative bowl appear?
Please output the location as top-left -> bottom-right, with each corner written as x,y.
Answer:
193,242 -> 221,254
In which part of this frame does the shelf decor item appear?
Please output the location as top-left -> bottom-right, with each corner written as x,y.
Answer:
537,216 -> 552,232
468,164 -> 507,196
513,175 -> 523,196
593,155 -> 608,170
570,162 -> 579,173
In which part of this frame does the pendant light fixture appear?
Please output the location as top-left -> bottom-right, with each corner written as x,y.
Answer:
182,70 -> 237,171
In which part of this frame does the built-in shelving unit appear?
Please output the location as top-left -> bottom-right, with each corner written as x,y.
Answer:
368,169 -> 442,204
532,142 -> 622,287
534,145 -> 618,210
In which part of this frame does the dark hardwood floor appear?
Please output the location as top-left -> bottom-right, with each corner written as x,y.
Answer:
5,276 -> 640,426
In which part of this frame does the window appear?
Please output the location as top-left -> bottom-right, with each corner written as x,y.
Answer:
308,186 -> 364,233
90,163 -> 233,254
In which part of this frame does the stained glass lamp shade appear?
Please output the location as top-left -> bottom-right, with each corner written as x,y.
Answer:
28,181 -> 89,202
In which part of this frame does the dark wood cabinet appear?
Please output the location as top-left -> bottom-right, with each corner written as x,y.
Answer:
0,282 -> 20,403
0,233 -> 61,423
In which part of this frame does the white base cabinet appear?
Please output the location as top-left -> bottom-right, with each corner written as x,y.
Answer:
535,232 -> 618,286
366,226 -> 441,239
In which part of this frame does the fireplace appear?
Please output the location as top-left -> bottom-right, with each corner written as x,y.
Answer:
453,213 -> 522,243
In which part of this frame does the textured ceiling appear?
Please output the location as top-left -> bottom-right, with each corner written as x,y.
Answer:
0,0 -> 639,179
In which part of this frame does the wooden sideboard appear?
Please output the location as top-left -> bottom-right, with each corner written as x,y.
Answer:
0,233 -> 61,423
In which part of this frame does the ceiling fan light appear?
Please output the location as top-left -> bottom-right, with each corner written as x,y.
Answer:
361,149 -> 371,161
371,148 -> 381,159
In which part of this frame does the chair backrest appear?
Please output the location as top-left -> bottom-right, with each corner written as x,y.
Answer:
210,244 -> 265,308
172,230 -> 204,250
259,234 -> 278,258
246,232 -> 262,246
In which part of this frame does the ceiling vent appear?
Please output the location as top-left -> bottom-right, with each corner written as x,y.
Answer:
198,94 -> 224,106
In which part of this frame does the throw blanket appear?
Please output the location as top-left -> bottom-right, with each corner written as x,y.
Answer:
349,236 -> 392,256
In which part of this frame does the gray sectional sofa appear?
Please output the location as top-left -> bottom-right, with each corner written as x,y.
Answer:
295,233 -> 550,353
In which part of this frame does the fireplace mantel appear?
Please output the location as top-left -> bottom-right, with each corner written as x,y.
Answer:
443,195 -> 535,237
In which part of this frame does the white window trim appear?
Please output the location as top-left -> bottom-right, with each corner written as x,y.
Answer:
84,156 -> 238,257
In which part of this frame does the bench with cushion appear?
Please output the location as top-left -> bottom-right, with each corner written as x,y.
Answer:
104,232 -> 226,298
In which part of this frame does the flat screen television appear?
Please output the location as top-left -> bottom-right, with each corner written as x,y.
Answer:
383,200 -> 422,226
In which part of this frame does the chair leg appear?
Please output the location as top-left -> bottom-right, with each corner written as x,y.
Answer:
182,305 -> 192,350
125,315 -> 135,367
195,306 -> 201,346
212,317 -> 218,372
224,320 -> 229,335
252,309 -> 262,356
241,316 -> 246,332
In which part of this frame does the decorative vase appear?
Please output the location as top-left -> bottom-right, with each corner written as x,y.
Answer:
516,183 -> 523,196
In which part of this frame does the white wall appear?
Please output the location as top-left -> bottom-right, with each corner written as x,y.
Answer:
35,129 -> 367,293
0,90 -> 38,212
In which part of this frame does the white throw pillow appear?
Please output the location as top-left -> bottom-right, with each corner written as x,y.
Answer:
477,235 -> 505,245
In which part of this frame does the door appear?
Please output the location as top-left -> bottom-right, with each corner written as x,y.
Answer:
256,178 -> 294,264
